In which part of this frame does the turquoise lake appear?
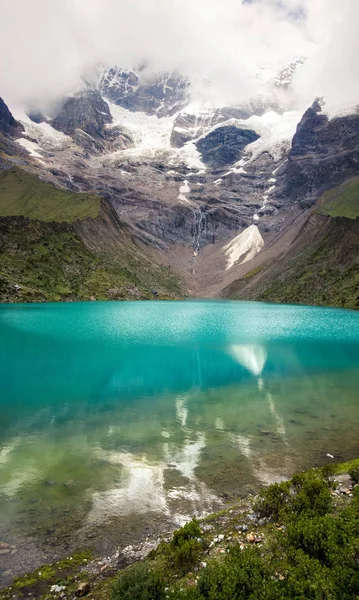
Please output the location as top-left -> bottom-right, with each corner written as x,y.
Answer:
0,300 -> 359,583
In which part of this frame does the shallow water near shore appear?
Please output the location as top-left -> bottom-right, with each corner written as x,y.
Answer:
0,300 -> 359,585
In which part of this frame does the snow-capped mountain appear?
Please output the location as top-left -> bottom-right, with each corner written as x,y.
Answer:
1,59 -> 359,302
99,67 -> 190,117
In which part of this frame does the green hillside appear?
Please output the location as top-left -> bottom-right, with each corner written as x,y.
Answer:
0,167 -> 183,302
317,176 -> 359,219
0,217 -> 182,302
222,213 -> 359,310
0,167 -> 100,222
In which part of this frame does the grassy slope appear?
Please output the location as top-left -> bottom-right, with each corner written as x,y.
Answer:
317,176 -> 359,219
0,168 -> 182,302
0,167 -> 100,221
223,179 -> 359,309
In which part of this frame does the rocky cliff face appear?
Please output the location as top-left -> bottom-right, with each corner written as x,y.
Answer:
0,98 -> 24,137
49,89 -> 134,155
196,126 -> 260,168
281,102 -> 359,205
52,89 -> 113,137
170,106 -> 258,148
99,68 -> 190,117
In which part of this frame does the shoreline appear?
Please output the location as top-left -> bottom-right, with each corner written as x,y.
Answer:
1,457 -> 358,599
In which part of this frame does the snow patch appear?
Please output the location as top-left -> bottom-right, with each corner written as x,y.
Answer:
223,225 -> 264,270
11,108 -> 72,152
174,141 -> 206,172
178,179 -> 191,204
242,111 -> 300,162
107,101 -> 206,172
222,158 -> 248,178
323,101 -> 359,120
108,101 -> 174,151
17,138 -> 44,159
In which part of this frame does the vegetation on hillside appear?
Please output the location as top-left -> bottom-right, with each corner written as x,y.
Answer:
317,176 -> 359,219
223,177 -> 359,309
0,218 -> 182,302
0,167 -> 100,222
256,249 -> 359,309
0,166 -> 183,302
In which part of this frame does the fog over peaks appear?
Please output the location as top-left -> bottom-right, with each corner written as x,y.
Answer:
0,0 -> 358,113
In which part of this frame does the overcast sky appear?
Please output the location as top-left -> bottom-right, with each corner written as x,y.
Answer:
0,0 -> 358,112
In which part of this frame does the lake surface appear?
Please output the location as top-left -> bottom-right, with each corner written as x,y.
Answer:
1,300 -> 359,584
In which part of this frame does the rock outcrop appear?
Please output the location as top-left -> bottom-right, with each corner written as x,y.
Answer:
196,126 -> 260,168
170,107 -> 255,148
100,68 -> 190,117
52,89 -> 113,138
282,101 -> 359,205
0,98 -> 24,137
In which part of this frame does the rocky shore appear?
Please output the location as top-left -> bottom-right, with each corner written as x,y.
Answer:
1,458 -> 358,600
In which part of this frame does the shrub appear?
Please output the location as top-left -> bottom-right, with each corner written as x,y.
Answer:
253,481 -> 291,521
112,562 -> 165,600
168,519 -> 203,575
281,549 -> 336,600
285,515 -> 352,566
349,465 -> 359,484
321,463 -> 336,484
291,476 -> 332,517
171,518 -> 202,547
192,547 -> 278,600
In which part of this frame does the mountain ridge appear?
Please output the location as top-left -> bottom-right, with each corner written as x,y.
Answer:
0,62 -> 358,307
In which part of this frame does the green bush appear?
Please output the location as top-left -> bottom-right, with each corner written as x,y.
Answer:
190,547 -> 278,600
255,473 -> 331,522
281,549 -> 336,599
112,473 -> 359,600
291,476 -> 332,517
321,463 -> 336,484
253,481 -> 291,521
168,519 -> 203,575
112,562 -> 165,600
285,516 -> 351,565
349,465 -> 359,484
171,519 -> 202,547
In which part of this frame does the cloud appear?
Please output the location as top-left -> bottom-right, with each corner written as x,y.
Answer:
0,0 -> 357,112
292,0 -> 359,112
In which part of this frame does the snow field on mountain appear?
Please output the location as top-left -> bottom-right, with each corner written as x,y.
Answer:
17,138 -> 44,159
106,101 -> 206,172
11,108 -> 72,153
243,110 -> 301,161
